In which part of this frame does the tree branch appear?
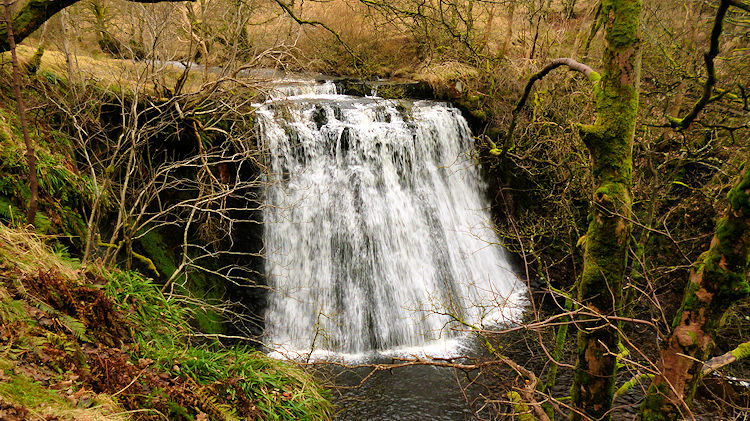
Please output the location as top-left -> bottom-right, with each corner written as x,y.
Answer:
493,58 -> 598,157
702,340 -> 750,375
0,0 -> 194,53
270,0 -> 361,65
667,0 -> 731,130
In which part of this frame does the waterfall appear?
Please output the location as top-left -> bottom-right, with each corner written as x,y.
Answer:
266,80 -> 338,99
257,82 -> 523,359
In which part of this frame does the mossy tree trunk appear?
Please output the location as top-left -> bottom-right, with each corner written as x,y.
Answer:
570,0 -> 641,419
638,156 -> 750,421
89,0 -> 126,57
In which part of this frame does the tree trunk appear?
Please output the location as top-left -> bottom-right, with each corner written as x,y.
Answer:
501,3 -> 514,54
3,2 -> 38,227
570,0 -> 641,418
639,155 -> 750,421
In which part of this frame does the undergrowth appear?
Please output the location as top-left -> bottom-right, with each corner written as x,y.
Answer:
0,224 -> 332,421
0,85 -> 92,243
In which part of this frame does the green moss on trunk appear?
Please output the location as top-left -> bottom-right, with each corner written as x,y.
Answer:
639,156 -> 750,421
570,0 -> 641,419
1,0 -> 74,52
731,340 -> 750,359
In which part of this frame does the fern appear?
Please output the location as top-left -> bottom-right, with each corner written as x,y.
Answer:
59,314 -> 90,342
12,278 -> 91,342
192,379 -> 241,421
33,213 -> 52,234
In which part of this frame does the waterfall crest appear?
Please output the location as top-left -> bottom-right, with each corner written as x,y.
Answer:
257,83 -> 523,358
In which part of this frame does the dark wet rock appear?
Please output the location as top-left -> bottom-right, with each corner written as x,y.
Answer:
312,105 -> 328,129
335,79 -> 434,100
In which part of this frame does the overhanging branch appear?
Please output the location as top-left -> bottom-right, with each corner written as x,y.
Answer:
0,0 -> 194,53
494,58 -> 598,157
702,340 -> 750,375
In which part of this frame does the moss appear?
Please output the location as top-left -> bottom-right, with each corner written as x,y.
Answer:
1,0 -> 68,51
727,174 -> 750,216
376,84 -> 407,99
469,108 -> 487,121
572,0 -> 641,419
26,45 -> 44,75
642,158 -> 750,419
639,382 -> 670,421
136,228 -> 225,334
507,391 -> 535,421
685,330 -> 699,346
667,116 -> 684,128
602,0 -> 642,48
192,300 -> 224,333
615,373 -> 655,399
0,363 -> 68,409
699,167 -> 750,305
137,229 -> 178,279
730,340 -> 750,359
671,275 -> 704,325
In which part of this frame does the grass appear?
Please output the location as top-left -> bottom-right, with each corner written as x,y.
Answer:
0,223 -> 332,420
0,226 -> 81,278
103,269 -> 331,420
2,44 -> 209,100
0,363 -> 128,421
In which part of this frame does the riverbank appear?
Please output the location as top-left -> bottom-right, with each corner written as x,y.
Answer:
0,224 -> 332,420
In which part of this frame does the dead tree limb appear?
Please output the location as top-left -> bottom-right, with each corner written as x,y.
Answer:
702,340 -> 750,375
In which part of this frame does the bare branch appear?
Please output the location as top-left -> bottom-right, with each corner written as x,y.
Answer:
496,58 -> 598,157
270,0 -> 361,65
702,340 -> 750,375
668,0 -> 732,130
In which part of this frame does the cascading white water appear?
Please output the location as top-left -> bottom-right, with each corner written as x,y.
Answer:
257,83 -> 523,359
266,80 -> 338,99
